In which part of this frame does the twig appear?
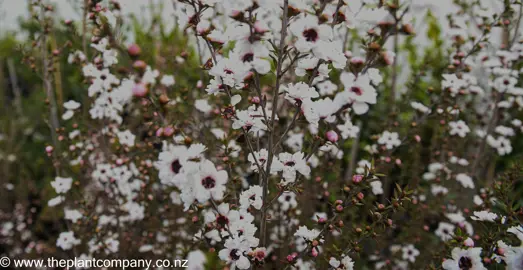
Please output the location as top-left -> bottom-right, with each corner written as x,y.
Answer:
261,0 -> 289,247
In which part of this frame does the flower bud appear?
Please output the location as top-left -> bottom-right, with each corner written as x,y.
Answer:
156,128 -> 164,137
311,247 -> 319,257
464,237 -> 474,247
132,60 -> 147,70
352,174 -> 363,184
163,126 -> 175,137
326,130 -> 339,143
132,82 -> 148,97
128,44 -> 142,57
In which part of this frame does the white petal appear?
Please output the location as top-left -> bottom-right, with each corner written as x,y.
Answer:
231,95 -> 242,106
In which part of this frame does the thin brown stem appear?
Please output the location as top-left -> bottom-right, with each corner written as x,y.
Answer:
261,0 -> 289,247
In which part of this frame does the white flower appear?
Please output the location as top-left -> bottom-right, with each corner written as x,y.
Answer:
209,57 -> 249,88
495,125 -> 515,137
497,226 -> 523,269
48,196 -> 65,207
378,131 -> 401,149
117,130 -> 136,147
248,149 -> 282,173
63,100 -> 81,110
239,185 -> 263,210
218,237 -> 252,270
62,110 -> 74,120
186,250 -> 207,270
289,14 -> 333,57
154,143 -> 200,186
456,173 -> 475,189
294,226 -> 321,242
233,105 -> 268,133
487,135 -> 512,155
278,192 -> 298,211
335,72 -> 377,115
160,75 -> 175,87
195,99 -> 213,113
329,257 -> 341,268
411,101 -> 431,114
402,244 -> 420,263
278,152 -> 311,185
317,80 -> 338,95
51,177 -> 73,194
187,160 -> 228,205
442,247 -> 486,270
56,231 -> 81,250
64,209 -> 83,223
283,82 -> 319,106
340,255 -> 355,270
470,211 -> 498,222
370,180 -> 384,195
435,222 -> 455,241
449,120 -> 470,138
442,74 -> 467,96
337,120 -> 360,139
493,74 -> 518,93
431,185 -> 449,195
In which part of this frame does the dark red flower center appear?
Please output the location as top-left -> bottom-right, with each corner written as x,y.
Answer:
242,53 -> 254,63
285,161 -> 296,167
458,256 -> 473,269
171,160 -> 182,174
230,249 -> 240,261
350,86 -> 363,96
216,215 -> 229,226
201,176 -> 216,189
303,28 -> 318,42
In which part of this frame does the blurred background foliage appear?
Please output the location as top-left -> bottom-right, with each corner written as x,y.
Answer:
0,1 -> 204,256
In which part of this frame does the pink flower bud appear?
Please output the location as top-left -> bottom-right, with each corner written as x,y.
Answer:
156,128 -> 164,137
132,60 -> 147,70
116,158 -> 124,165
127,44 -> 142,57
352,174 -> 363,183
326,130 -> 339,143
45,146 -> 54,153
196,80 -> 203,88
336,205 -> 344,212
395,159 -> 402,165
251,96 -> 261,104
357,192 -> 364,200
350,56 -> 364,65
311,247 -> 319,257
464,237 -> 474,247
286,253 -> 297,263
132,82 -> 148,97
414,135 -> 421,142
163,126 -> 175,137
